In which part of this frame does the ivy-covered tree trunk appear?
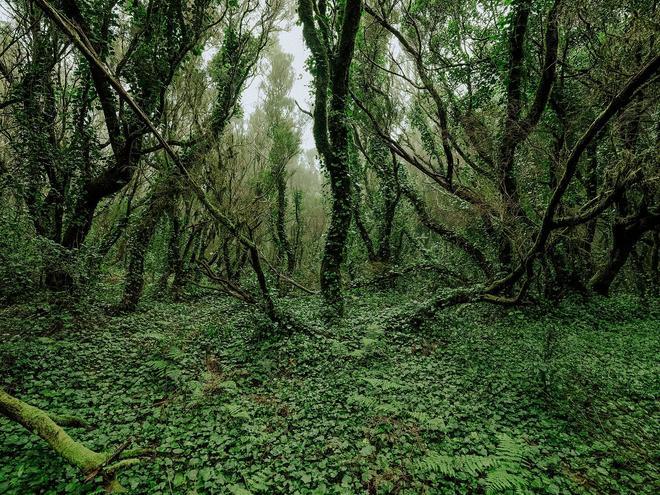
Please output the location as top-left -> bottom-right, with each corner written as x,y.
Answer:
374,171 -> 400,264
298,0 -> 362,317
120,211 -> 163,311
172,222 -> 203,301
319,155 -> 353,311
11,0 -> 216,291
155,212 -> 181,298
275,173 -> 295,276
261,43 -> 301,280
495,0 -> 532,268
121,179 -> 176,311
354,140 -> 401,267
496,0 -> 560,268
14,12 -> 75,290
292,191 -> 304,273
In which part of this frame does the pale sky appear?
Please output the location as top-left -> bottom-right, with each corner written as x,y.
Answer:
241,27 -> 315,151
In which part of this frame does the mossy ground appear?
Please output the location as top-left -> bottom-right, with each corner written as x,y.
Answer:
0,288 -> 657,494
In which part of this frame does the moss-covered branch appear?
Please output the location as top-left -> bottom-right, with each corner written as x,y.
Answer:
0,388 -> 147,492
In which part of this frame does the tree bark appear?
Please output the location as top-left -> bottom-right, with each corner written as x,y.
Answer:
298,0 -> 362,317
589,210 -> 660,296
274,172 -> 295,276
120,179 -> 176,311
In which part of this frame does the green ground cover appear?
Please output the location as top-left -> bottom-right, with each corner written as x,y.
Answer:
1,292 -> 657,494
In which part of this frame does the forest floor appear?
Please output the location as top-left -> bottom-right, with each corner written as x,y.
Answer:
0,287 -> 658,494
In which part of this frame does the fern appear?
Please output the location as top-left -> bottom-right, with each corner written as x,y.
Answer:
484,467 -> 526,493
494,434 -> 525,465
146,358 -> 169,376
330,340 -> 350,357
459,455 -> 496,477
374,402 -> 400,415
137,331 -> 166,341
347,348 -> 367,358
227,484 -> 252,495
165,345 -> 186,362
145,344 -> 187,385
222,402 -> 250,419
409,411 -> 447,432
346,393 -> 404,417
415,435 -> 530,494
347,393 -> 378,409
484,434 -> 528,494
363,377 -> 403,391
246,472 -> 269,491
408,410 -> 430,422
415,451 -> 457,477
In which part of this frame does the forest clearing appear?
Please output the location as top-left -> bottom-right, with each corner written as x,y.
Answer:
0,0 -> 658,493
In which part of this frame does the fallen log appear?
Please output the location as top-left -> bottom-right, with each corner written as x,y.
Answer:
0,387 -> 149,492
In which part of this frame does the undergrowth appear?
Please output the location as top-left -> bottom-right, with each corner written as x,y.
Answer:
0,291 -> 657,494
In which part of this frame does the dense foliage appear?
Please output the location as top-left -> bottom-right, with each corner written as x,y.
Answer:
1,292 -> 658,493
0,0 -> 657,493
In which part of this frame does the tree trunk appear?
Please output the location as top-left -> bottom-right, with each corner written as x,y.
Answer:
155,211 -> 181,298
589,210 -> 660,295
120,209 -> 163,311
320,168 -> 352,313
298,0 -> 362,317
274,173 -> 295,276
120,180 -> 174,310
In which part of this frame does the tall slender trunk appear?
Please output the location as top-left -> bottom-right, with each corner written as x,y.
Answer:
155,211 -> 181,298
274,174 -> 295,276
298,0 -> 362,317
320,165 -> 352,309
292,190 -> 303,273
120,179 -> 175,310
